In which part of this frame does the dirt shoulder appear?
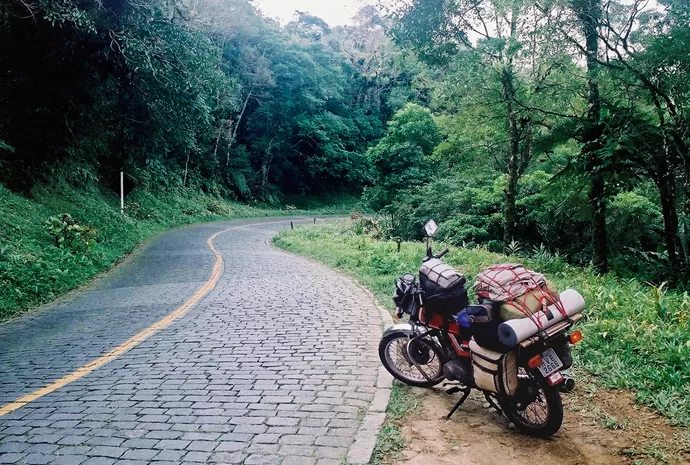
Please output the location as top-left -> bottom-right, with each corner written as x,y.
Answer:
387,375 -> 689,465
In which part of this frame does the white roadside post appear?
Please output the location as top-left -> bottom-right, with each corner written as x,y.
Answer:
120,171 -> 124,215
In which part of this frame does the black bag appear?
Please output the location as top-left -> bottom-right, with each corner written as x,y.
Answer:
419,258 -> 468,316
422,285 -> 468,317
393,274 -> 418,316
465,303 -> 508,352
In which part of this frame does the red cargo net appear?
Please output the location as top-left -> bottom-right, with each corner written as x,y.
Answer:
475,263 -> 567,330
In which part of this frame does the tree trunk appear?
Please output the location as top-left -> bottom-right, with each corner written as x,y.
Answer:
225,89 -> 253,167
576,0 -> 608,273
589,175 -> 608,272
226,119 -> 234,167
213,123 -> 223,160
655,151 -> 684,277
502,68 -> 521,248
183,152 -> 190,187
233,89 -> 253,142
261,136 -> 276,199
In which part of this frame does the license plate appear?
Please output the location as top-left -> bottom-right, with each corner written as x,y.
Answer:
538,348 -> 564,377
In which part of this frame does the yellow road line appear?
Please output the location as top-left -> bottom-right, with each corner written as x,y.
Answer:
0,219 -> 292,417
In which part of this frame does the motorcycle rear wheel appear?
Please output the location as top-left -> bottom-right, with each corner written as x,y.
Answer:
378,332 -> 445,388
498,370 -> 563,438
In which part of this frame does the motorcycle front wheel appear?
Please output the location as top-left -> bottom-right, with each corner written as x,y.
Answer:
498,369 -> 564,438
378,332 -> 445,388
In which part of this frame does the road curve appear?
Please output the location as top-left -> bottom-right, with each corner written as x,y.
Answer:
0,217 -> 383,464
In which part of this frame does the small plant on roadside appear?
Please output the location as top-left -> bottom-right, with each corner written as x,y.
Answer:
650,281 -> 669,320
359,217 -> 387,239
596,408 -> 626,430
505,239 -> 522,256
207,200 -> 228,215
46,214 -> 97,251
182,207 -> 201,216
124,201 -> 157,221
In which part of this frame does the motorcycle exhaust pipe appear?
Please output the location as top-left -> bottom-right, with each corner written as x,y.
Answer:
559,376 -> 576,393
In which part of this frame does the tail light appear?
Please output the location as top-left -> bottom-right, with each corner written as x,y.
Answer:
569,330 -> 583,345
528,354 -> 543,369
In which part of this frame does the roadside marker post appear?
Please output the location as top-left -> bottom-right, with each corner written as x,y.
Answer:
120,171 -> 124,215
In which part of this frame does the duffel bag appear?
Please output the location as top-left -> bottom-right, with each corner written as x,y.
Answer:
420,258 -> 468,316
423,284 -> 469,318
499,280 -> 560,321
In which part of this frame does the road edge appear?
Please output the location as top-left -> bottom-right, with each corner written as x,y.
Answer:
266,232 -> 394,465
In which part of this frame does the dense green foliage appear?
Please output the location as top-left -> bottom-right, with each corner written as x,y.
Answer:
0,0 -> 421,200
275,220 -> 690,427
4,0 -> 688,284
362,0 -> 690,283
0,183 -> 351,320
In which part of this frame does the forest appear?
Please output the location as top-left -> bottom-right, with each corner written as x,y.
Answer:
1,0 -> 689,285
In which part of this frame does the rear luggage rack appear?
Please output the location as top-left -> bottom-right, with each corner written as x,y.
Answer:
518,313 -> 583,348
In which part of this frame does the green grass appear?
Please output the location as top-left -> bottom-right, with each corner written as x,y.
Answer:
0,182 -> 353,320
274,220 -> 690,428
369,382 -> 421,465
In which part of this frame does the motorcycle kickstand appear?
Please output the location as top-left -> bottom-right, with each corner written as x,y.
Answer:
484,393 -> 503,416
446,387 -> 471,419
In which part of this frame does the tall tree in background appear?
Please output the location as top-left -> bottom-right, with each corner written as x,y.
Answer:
0,0 -> 420,200
574,0 -> 608,272
545,0 -> 690,275
595,0 -> 690,275
385,0 -> 562,247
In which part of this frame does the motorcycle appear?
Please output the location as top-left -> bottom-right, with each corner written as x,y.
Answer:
378,220 -> 583,438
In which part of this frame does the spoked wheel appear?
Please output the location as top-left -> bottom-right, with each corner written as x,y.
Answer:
498,369 -> 563,438
378,332 -> 445,387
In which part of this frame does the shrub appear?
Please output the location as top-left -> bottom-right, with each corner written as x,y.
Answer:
45,214 -> 97,251
207,200 -> 228,215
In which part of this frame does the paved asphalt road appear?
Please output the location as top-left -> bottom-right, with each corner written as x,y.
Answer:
0,218 -> 383,464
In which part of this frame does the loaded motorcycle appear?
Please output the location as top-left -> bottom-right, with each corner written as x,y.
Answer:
378,220 -> 584,438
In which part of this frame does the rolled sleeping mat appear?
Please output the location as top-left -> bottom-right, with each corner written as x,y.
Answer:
497,289 -> 585,347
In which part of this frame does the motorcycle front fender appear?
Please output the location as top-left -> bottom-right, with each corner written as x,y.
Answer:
381,323 -> 413,338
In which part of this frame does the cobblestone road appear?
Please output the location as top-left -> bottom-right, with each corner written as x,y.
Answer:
0,219 -> 383,464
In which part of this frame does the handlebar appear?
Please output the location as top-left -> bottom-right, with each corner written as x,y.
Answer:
436,248 -> 449,259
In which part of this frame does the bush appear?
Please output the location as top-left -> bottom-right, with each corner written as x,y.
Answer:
45,214 -> 97,250
608,192 -> 662,253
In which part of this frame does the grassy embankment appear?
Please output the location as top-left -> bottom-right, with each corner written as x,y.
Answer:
0,182 -> 355,321
274,220 -> 690,461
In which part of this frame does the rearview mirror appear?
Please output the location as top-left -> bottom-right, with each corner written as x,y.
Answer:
424,219 -> 438,237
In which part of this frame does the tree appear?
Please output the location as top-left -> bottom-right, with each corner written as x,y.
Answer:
574,0 -> 608,273
385,0 -> 567,247
0,0 -> 407,201
543,0 -> 690,276
364,103 -> 441,211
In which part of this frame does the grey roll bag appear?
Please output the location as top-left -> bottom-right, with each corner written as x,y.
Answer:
419,258 -> 465,289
